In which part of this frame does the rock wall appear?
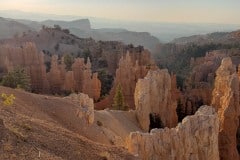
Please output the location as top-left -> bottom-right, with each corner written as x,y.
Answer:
134,69 -> 178,131
127,105 -> 219,160
211,57 -> 240,160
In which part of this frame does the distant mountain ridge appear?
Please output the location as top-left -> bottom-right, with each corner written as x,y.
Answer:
172,30 -> 240,45
0,16 -> 159,51
1,10 -> 240,42
42,19 -> 91,30
0,17 -> 33,39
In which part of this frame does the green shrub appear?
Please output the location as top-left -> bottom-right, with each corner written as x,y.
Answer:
112,84 -> 125,110
1,68 -> 30,91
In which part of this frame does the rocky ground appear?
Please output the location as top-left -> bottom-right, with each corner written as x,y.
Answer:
0,86 -> 138,160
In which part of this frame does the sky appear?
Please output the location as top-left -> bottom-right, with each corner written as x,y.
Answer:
1,0 -> 240,24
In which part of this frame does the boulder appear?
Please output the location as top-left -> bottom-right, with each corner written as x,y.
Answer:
66,93 -> 94,124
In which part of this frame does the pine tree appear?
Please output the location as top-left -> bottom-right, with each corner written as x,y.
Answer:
1,68 -> 30,91
64,53 -> 74,71
113,84 -> 125,110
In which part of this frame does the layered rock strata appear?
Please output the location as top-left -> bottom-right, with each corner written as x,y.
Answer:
127,105 -> 219,160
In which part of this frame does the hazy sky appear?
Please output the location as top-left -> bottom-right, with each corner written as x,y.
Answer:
1,0 -> 240,24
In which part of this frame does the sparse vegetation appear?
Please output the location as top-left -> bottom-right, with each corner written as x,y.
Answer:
157,43 -> 240,89
1,93 -> 15,106
98,70 -> 114,97
1,68 -> 30,91
112,84 -> 126,110
97,120 -> 103,126
64,53 -> 74,71
83,49 -> 92,63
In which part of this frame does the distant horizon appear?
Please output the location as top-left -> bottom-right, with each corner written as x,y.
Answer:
1,9 -> 240,26
1,0 -> 240,25
1,9 -> 240,43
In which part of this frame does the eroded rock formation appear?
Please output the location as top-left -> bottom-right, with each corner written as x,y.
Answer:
66,93 -> 94,124
127,105 -> 219,160
178,49 -> 240,119
47,55 -> 62,93
211,57 -> 240,160
134,69 -> 178,131
71,58 -> 101,100
0,43 -> 101,100
106,51 -> 156,109
0,42 -> 49,93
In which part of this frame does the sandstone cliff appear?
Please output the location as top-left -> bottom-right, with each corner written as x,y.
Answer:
134,69 -> 178,131
127,105 -> 219,160
211,57 -> 240,160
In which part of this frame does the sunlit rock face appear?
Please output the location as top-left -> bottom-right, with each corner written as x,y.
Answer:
71,57 -> 101,101
99,50 -> 156,109
211,57 -> 240,160
0,43 -> 101,100
134,69 -> 178,131
66,93 -> 94,125
127,105 -> 219,160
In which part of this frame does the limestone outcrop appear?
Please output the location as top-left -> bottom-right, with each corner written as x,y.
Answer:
134,69 -> 178,131
211,57 -> 240,160
66,93 -> 94,124
127,105 -> 219,160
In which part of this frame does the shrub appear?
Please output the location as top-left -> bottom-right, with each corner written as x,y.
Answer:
112,84 -> 125,110
1,93 -> 15,106
64,54 -> 74,71
97,70 -> 114,97
1,68 -> 30,91
97,120 -> 103,126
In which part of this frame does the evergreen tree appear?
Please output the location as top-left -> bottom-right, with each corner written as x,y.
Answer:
1,68 -> 30,91
64,53 -> 74,71
113,84 -> 125,110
